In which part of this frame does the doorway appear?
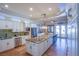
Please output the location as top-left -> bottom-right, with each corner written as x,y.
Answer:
55,24 -> 77,56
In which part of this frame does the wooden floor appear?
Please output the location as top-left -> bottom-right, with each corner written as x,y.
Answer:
0,45 -> 62,56
0,38 -> 76,56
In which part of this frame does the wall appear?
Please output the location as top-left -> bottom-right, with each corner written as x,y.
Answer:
66,3 -> 77,56
77,4 -> 79,56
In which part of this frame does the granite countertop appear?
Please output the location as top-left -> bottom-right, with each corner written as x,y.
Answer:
26,33 -> 53,44
26,38 -> 47,44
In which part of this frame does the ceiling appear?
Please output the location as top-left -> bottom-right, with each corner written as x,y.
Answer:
0,3 -> 67,25
0,3 -> 65,19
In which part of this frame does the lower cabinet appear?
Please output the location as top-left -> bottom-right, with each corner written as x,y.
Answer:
31,43 -> 39,56
25,41 -> 32,54
0,38 -> 15,52
25,41 -> 40,56
38,41 -> 45,55
25,37 -> 53,56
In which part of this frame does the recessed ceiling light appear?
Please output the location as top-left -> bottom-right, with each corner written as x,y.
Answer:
29,8 -> 33,11
48,8 -> 52,11
4,4 -> 8,8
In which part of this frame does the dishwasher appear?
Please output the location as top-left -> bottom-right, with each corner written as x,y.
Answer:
15,37 -> 22,48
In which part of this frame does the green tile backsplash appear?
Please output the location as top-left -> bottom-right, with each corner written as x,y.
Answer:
0,29 -> 13,39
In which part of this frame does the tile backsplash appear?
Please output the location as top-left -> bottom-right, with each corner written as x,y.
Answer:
0,29 -> 13,39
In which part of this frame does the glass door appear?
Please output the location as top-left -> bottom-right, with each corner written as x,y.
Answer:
56,25 -> 66,38
67,23 -> 77,56
61,25 -> 66,38
56,25 -> 60,37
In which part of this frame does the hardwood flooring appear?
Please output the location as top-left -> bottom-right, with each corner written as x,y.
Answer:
0,38 -> 76,56
0,45 -> 60,56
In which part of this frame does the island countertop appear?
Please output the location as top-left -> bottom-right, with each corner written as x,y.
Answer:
25,33 -> 53,44
25,33 -> 54,56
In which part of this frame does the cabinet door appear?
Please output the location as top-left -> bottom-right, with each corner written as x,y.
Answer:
48,37 -> 50,47
25,41 -> 32,54
12,22 -> 17,32
0,40 -> 3,52
44,40 -> 48,51
31,43 -> 39,56
0,40 -> 8,52
7,39 -> 15,50
0,21 -> 6,29
21,36 -> 25,45
5,21 -> 12,29
38,42 -> 45,55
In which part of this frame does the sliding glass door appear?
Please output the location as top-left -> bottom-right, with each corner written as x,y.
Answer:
56,25 -> 66,38
61,25 -> 66,38
56,25 -> 60,37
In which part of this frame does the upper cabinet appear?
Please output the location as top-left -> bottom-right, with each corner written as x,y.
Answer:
12,21 -> 25,32
0,20 -> 12,29
0,20 -> 26,32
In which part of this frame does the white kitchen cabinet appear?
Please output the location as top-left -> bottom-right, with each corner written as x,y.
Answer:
31,43 -> 39,56
0,20 -> 25,32
12,22 -> 17,32
49,37 -> 53,46
20,36 -> 25,45
5,21 -> 13,29
12,22 -> 20,32
0,40 -> 7,51
25,41 -> 40,56
38,41 -> 45,55
25,41 -> 32,54
25,36 -> 53,56
44,40 -> 48,52
0,20 -> 12,29
0,38 -> 15,52
7,38 -> 15,50
0,21 -> 6,29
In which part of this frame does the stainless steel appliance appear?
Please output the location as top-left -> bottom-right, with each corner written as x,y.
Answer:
15,37 -> 22,47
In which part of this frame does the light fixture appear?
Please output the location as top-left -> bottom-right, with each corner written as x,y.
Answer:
48,8 -> 52,11
4,4 -> 8,8
29,8 -> 33,11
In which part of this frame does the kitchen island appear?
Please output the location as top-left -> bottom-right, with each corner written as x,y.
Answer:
25,33 -> 53,56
